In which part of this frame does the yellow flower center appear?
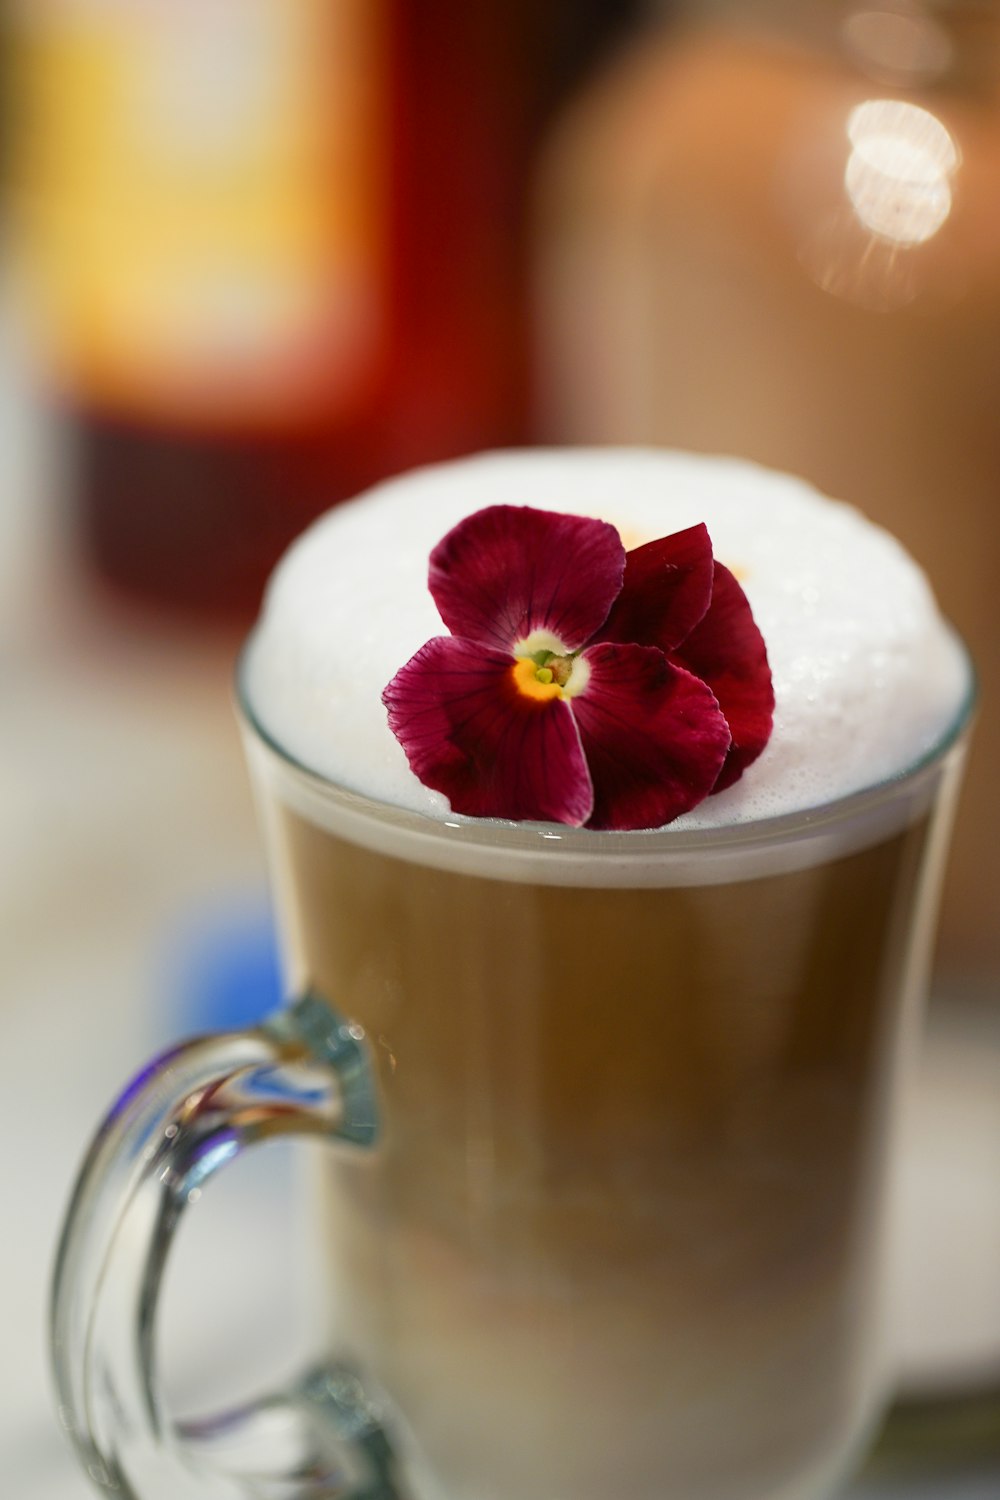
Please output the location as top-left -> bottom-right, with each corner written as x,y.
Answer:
511,651 -> 591,701
512,656 -> 564,701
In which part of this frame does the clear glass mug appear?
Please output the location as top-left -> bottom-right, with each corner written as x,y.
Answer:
51,658 -> 974,1500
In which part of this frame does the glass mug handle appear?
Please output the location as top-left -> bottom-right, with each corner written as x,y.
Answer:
50,993 -> 402,1500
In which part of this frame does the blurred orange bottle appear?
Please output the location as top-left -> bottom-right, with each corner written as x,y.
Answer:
11,0 -> 637,619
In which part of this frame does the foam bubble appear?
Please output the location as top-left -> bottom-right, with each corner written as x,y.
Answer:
242,449 -> 969,830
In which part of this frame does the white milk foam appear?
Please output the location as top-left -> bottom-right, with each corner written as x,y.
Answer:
243,448 -> 968,832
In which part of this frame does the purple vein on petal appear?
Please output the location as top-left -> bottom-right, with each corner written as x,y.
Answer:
382,636 -> 594,825
428,505 -> 625,653
595,523 -> 715,654
570,643 -> 731,831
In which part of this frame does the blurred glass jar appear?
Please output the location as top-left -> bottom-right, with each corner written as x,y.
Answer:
537,0 -> 1000,994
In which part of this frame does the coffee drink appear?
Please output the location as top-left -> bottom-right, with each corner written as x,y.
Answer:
240,450 -> 971,1500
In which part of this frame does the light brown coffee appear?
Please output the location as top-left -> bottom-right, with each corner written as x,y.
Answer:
262,790 -> 936,1500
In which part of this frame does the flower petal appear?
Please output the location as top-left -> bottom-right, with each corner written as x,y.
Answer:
595,523 -> 714,653
383,637 -> 594,825
672,563 -> 774,791
429,505 -> 625,653
570,643 -> 731,831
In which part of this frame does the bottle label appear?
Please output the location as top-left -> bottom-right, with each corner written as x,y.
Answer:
13,0 -> 387,429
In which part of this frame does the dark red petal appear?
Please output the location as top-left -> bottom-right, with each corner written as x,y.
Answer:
428,505 -> 625,653
595,523 -> 714,653
672,564 -> 774,792
570,643 -> 731,831
383,637 -> 594,825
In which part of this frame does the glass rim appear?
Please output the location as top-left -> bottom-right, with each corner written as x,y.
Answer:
234,633 -> 977,865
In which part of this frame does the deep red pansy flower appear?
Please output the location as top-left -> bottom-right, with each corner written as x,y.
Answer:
382,505 -> 773,830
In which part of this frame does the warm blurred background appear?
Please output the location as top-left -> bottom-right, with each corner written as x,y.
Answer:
1,1 -> 999,1495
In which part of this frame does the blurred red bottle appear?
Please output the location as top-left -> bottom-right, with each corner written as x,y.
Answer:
12,0 -> 638,620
